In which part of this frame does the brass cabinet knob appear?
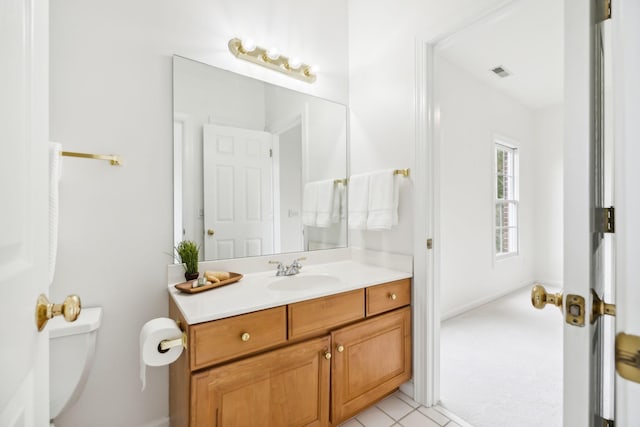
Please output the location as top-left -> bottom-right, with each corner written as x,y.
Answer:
336,345 -> 344,353
207,229 -> 215,236
241,332 -> 251,342
389,293 -> 397,300
531,284 -> 563,311
36,294 -> 81,332
324,352 -> 332,360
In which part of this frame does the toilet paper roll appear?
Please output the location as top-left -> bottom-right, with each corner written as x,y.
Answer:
139,317 -> 183,391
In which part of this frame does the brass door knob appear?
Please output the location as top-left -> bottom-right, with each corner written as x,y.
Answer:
531,284 -> 563,311
241,332 -> 251,342
36,294 -> 81,331
324,352 -> 332,360
336,345 -> 344,353
389,293 -> 397,300
207,229 -> 215,236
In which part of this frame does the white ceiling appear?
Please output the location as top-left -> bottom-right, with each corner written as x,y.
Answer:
437,0 -> 563,109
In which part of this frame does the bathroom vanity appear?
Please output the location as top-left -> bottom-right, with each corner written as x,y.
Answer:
167,254 -> 412,427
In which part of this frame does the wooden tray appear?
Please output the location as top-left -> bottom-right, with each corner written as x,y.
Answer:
174,272 -> 243,294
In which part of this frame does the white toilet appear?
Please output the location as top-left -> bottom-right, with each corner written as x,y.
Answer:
48,306 -> 102,425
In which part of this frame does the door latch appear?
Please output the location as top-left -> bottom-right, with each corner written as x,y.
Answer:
591,289 -> 616,323
616,333 -> 640,384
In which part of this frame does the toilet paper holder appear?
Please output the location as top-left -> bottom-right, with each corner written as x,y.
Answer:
158,330 -> 187,353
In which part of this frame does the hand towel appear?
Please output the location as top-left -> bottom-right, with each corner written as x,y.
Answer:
49,142 -> 62,284
331,183 -> 343,224
315,180 -> 335,228
367,169 -> 399,230
302,182 -> 318,227
347,173 -> 369,229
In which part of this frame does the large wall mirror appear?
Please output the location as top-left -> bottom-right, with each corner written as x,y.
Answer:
173,55 -> 348,261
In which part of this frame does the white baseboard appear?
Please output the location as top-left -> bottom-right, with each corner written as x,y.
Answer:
441,280 -> 533,321
138,417 -> 169,427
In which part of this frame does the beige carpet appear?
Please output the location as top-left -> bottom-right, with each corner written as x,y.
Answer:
440,286 -> 562,427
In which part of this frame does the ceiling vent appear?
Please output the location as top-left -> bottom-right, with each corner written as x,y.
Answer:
491,66 -> 511,78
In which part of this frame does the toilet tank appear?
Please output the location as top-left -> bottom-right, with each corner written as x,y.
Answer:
49,306 -> 102,420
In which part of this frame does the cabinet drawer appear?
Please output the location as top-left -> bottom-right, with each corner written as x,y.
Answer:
190,306 -> 286,370
288,289 -> 364,340
366,279 -> 411,316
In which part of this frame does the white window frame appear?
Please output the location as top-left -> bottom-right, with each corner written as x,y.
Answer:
494,139 -> 519,259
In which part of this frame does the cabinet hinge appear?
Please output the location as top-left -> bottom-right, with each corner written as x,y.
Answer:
596,206 -> 615,233
596,0 -> 612,23
426,238 -> 433,249
269,148 -> 273,158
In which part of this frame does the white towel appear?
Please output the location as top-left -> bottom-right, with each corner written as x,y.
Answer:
49,142 -> 62,284
367,169 -> 399,230
302,182 -> 318,227
331,183 -> 343,224
347,173 -> 369,229
315,180 -> 335,228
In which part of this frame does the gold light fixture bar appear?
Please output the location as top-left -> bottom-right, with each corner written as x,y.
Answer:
61,151 -> 121,166
228,38 -> 317,83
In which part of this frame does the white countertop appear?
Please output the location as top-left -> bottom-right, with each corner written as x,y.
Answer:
168,259 -> 412,325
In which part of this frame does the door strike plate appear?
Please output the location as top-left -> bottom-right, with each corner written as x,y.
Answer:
565,294 -> 585,327
616,333 -> 640,384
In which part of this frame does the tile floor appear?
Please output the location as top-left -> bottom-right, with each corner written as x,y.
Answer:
339,391 -> 469,427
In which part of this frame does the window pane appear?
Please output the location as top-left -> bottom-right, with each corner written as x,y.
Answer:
503,176 -> 513,199
497,176 -> 504,199
495,229 -> 503,253
497,150 -> 504,174
507,201 -> 518,227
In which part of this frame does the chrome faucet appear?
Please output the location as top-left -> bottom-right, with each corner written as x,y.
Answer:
269,257 -> 306,276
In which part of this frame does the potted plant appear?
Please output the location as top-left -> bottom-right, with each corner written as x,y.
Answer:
175,240 -> 200,281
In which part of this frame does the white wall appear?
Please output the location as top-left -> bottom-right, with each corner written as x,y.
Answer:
49,1 -> 348,426
533,104 -> 564,287
436,56 -> 537,317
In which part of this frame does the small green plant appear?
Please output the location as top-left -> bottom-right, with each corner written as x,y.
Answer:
174,240 -> 199,275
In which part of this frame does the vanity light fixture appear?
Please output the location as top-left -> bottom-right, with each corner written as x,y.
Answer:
228,37 -> 317,83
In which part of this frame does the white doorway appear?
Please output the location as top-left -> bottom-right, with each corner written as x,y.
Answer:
430,0 -> 567,424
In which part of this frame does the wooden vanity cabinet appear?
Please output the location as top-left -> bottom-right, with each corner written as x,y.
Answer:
331,306 -> 412,424
169,278 -> 412,427
192,336 -> 331,427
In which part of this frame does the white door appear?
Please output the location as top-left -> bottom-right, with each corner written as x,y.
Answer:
564,1 -> 640,425
203,124 -> 274,260
612,0 -> 640,424
0,0 -> 50,425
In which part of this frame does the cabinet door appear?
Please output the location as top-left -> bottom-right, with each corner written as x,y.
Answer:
192,335 -> 331,427
331,307 -> 412,424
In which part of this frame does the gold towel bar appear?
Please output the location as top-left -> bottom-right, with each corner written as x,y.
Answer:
61,151 -> 121,166
393,168 -> 410,177
333,169 -> 410,186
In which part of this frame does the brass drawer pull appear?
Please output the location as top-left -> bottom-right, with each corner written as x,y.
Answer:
241,332 -> 251,342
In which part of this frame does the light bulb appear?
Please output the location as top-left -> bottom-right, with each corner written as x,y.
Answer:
288,57 -> 302,70
240,38 -> 256,53
266,48 -> 280,61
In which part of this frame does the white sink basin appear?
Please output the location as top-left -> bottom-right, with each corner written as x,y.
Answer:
267,273 -> 342,291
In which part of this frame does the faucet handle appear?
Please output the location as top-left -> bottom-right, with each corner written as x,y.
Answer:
291,257 -> 306,268
268,260 -> 286,275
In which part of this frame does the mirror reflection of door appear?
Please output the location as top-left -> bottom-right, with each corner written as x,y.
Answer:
273,122 -> 304,253
203,124 -> 274,260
